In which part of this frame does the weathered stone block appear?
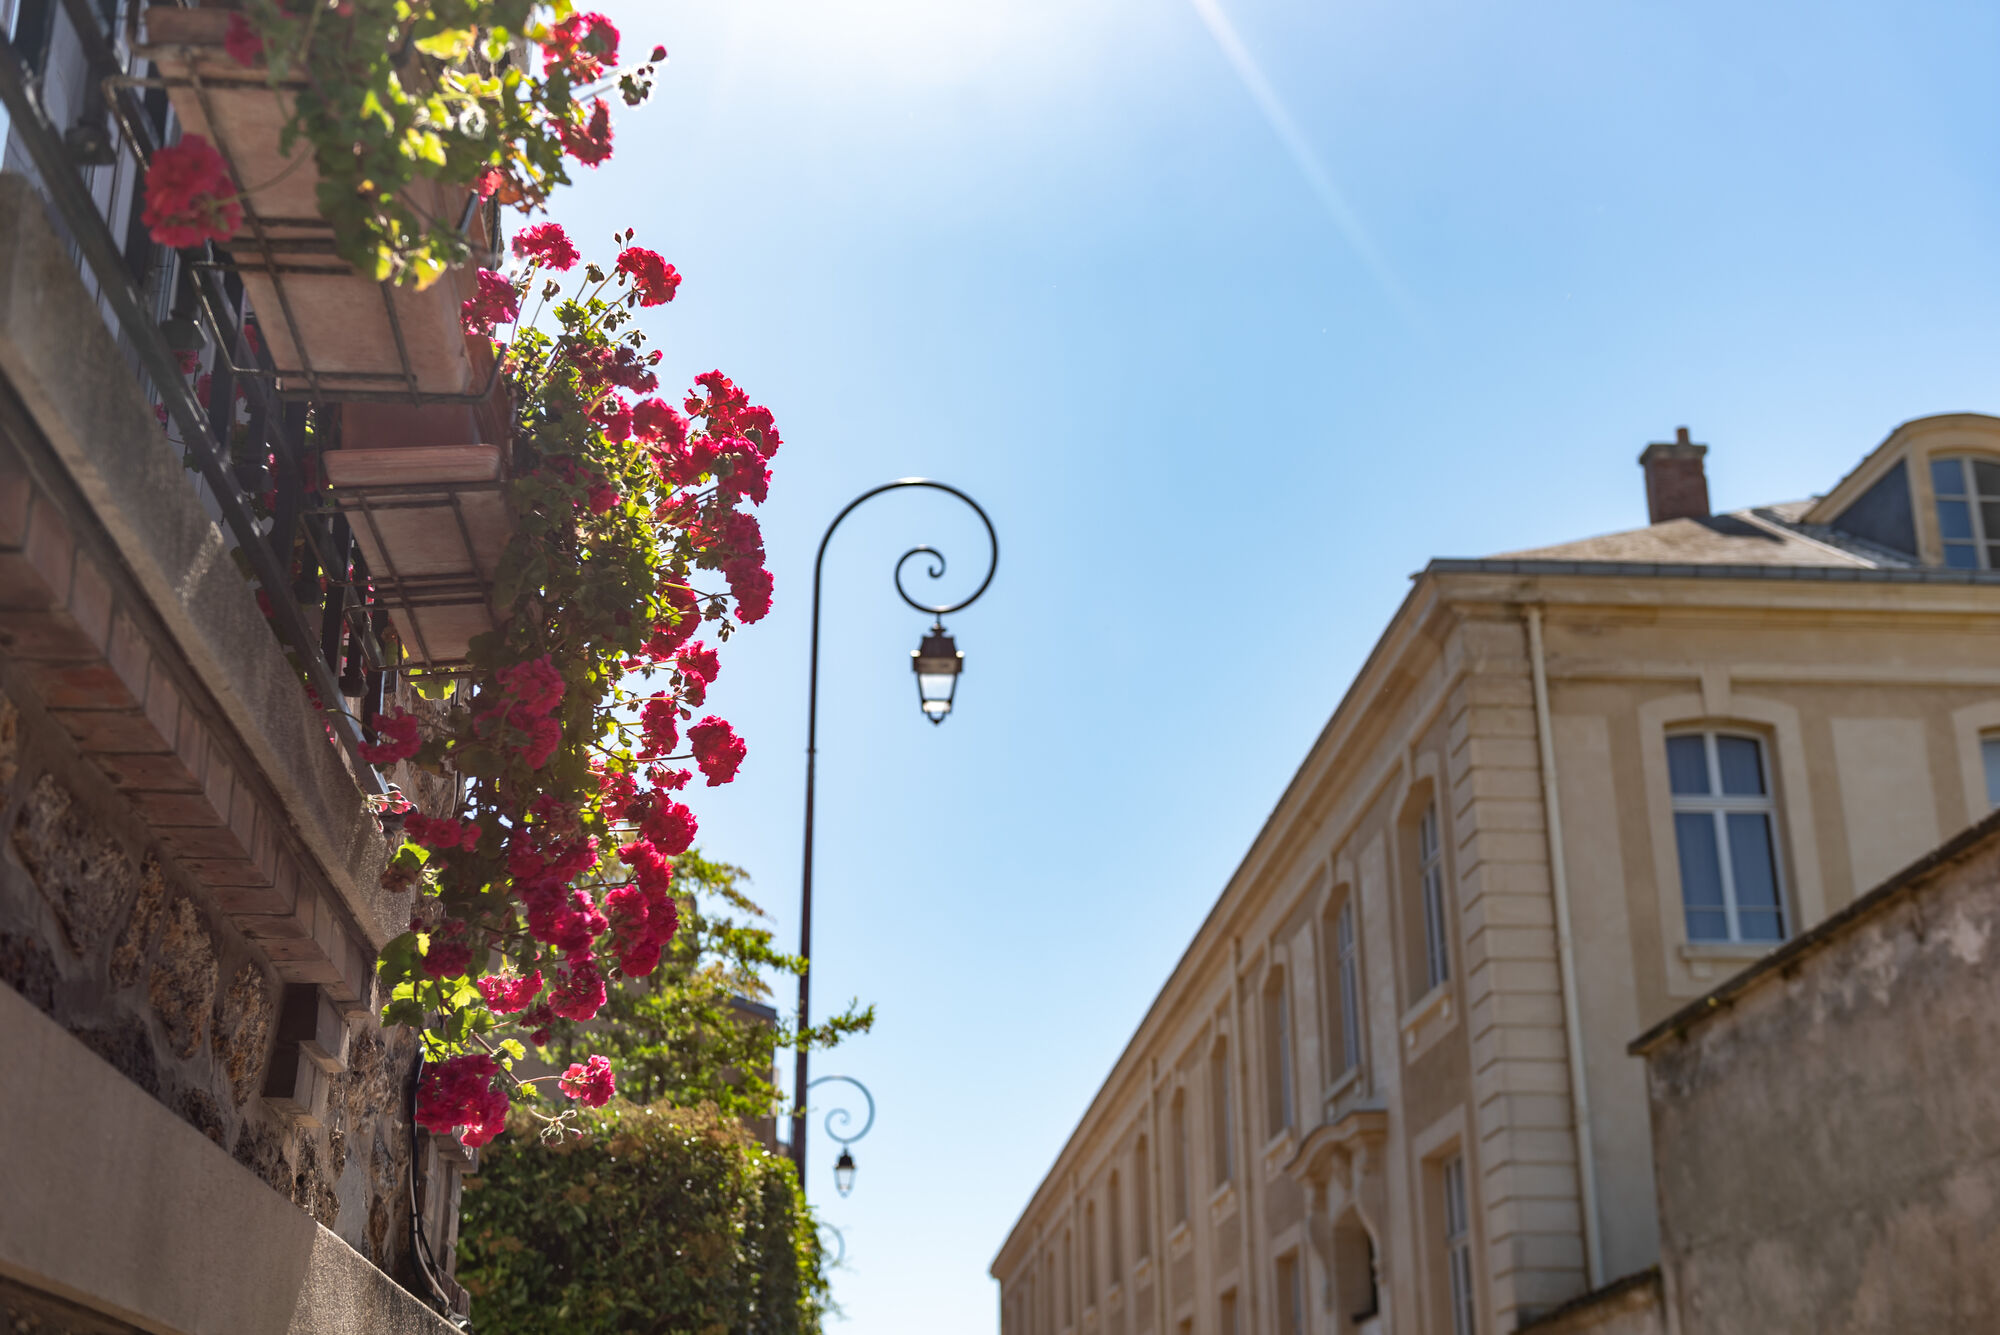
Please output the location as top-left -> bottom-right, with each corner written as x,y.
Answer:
215,961 -> 275,1107
148,897 -> 217,1058
12,772 -> 137,954
107,856 -> 167,988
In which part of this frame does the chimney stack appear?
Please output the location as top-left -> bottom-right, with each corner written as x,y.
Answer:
1639,426 -> 1710,524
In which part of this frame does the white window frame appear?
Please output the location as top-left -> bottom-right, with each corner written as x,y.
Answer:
1419,803 -> 1450,989
1336,899 -> 1363,1074
1443,1154 -> 1476,1335
1931,455 -> 2000,570
1667,731 -> 1790,944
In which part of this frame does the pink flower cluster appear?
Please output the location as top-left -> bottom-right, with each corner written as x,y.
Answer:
558,1053 -> 616,1107
358,710 -> 421,765
513,222 -> 580,271
415,1054 -> 509,1147
688,717 -> 745,787
475,655 -> 565,768
541,12 -> 620,82
142,136 -> 242,248
462,270 -> 521,336
616,246 -> 680,306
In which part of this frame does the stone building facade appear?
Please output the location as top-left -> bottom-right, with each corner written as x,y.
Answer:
992,415 -> 2000,1334
0,6 -> 480,1330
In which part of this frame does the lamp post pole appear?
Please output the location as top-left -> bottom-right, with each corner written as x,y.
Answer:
793,479 -> 997,1186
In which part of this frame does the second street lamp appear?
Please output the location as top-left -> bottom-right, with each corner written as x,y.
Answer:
792,479 -> 998,1186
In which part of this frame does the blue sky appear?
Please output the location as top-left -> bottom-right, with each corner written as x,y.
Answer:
551,0 -> 2000,1327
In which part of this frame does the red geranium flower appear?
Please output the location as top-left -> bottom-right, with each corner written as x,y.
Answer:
542,12 -> 620,81
615,246 -> 681,306
224,12 -> 264,67
460,269 -> 520,336
142,135 -> 241,248
559,99 -> 614,166
688,716 -> 746,787
512,222 -> 580,271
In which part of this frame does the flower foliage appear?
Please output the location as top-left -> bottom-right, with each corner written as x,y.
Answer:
375,223 -> 785,1143
214,1 -> 664,284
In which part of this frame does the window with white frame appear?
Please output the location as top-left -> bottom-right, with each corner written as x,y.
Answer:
1335,898 -> 1363,1074
1419,803 -> 1450,990
1442,1154 -> 1476,1335
1931,456 -> 2000,570
1262,968 -> 1293,1137
1667,732 -> 1787,943
1983,732 -> 2000,810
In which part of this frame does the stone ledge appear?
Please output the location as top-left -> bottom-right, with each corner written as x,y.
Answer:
0,979 -> 455,1335
0,172 -> 403,951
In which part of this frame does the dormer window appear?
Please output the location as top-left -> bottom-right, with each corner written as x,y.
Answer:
1931,456 -> 2000,569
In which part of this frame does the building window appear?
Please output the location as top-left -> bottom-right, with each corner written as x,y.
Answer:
1443,1154 -> 1476,1335
1667,732 -> 1787,943
1134,1138 -> 1152,1256
1262,968 -> 1293,1137
1208,1037 -> 1234,1186
1419,802 -> 1451,990
1063,1229 -> 1075,1326
1106,1170 -> 1123,1279
1276,1252 -> 1305,1335
1336,895 -> 1368,1071
1983,732 -> 2000,810
1170,1094 -> 1190,1225
1084,1201 -> 1098,1306
1219,1289 -> 1239,1335
1931,456 -> 2000,569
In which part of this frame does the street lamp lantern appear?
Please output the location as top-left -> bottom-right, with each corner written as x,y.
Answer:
834,1148 -> 857,1197
911,623 -> 963,724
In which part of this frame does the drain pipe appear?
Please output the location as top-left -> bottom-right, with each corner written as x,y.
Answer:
1526,605 -> 1604,1289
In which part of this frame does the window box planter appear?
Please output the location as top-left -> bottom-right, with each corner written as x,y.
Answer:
140,7 -> 496,401
320,443 -> 508,670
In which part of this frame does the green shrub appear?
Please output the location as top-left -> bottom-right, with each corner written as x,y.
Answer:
459,1101 -> 826,1334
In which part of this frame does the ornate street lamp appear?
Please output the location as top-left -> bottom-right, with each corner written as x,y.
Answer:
802,1075 -> 874,1200
793,480 -> 997,1186
911,622 -> 963,723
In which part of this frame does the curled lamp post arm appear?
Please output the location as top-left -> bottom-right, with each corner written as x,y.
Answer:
802,1074 -> 877,1147
794,480 -> 997,1186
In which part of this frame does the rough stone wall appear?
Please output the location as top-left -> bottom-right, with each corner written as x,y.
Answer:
0,675 -> 422,1283
1643,826 -> 2000,1335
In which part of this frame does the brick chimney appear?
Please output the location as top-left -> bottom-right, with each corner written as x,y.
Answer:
1638,426 -> 1710,524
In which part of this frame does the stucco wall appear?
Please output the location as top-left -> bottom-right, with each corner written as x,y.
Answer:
1639,819 -> 2000,1335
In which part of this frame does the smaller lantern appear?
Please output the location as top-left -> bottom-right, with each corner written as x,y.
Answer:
910,623 -> 963,724
834,1148 -> 857,1197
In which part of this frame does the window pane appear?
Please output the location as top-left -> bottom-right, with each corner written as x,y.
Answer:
1727,812 -> 1783,940
1975,459 -> 2000,497
1938,499 -> 1974,540
1945,543 -> 1979,570
1983,736 -> 2000,810
1934,457 -> 1967,496
1667,735 -> 1710,795
1716,736 -> 1765,796
1676,812 -> 1726,940
1738,908 -> 1785,942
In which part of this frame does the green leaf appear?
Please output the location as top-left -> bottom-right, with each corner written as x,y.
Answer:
413,27 -> 476,60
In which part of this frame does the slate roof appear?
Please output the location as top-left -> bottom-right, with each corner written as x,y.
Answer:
1490,502 -> 1874,568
